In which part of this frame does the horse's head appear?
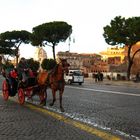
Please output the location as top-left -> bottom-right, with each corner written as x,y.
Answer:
60,58 -> 70,74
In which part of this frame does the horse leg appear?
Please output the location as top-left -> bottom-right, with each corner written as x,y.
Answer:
30,86 -> 39,102
59,90 -> 64,112
44,87 -> 47,101
31,86 -> 43,105
39,87 -> 47,106
39,92 -> 44,105
31,85 -> 40,100
49,89 -> 56,106
42,87 -> 47,106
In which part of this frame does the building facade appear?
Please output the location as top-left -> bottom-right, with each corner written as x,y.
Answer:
57,51 -> 109,74
34,47 -> 47,63
57,46 -> 128,75
127,43 -> 140,74
100,46 -> 125,64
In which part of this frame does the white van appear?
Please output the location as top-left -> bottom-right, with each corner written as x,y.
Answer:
64,70 -> 84,85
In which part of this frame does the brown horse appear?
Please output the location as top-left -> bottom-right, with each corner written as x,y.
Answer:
35,59 -> 69,112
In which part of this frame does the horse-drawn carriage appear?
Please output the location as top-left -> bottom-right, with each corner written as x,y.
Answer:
2,69 -> 39,104
1,58 -> 70,112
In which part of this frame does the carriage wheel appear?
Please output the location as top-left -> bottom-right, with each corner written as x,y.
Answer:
39,94 -> 44,102
39,91 -> 47,106
2,80 -> 9,101
25,89 -> 32,97
18,88 -> 25,104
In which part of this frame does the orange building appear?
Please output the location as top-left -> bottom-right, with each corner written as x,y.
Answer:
100,46 -> 125,64
125,43 -> 140,74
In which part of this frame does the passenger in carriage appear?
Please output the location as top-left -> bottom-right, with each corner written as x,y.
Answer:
10,68 -> 18,79
0,56 -> 3,74
9,68 -> 18,93
29,69 -> 35,77
17,57 -> 30,82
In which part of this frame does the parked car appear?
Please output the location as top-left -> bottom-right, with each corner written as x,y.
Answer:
64,70 -> 84,85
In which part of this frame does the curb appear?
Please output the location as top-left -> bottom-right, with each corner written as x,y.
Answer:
84,78 -> 140,88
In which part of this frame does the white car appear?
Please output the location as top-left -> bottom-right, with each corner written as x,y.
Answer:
64,70 -> 84,85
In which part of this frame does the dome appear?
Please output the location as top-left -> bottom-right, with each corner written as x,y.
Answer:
34,47 -> 47,62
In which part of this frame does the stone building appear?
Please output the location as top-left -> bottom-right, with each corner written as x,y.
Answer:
57,46 -> 129,75
81,53 -> 109,73
57,51 -> 109,74
57,51 -> 82,70
100,46 -> 125,64
126,43 -> 140,75
34,47 -> 47,63
99,46 -> 128,73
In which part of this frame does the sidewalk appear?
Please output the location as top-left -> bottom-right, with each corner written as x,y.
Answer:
84,77 -> 140,88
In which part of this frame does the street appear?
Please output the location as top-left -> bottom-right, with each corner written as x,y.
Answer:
63,84 -> 140,140
0,75 -> 140,140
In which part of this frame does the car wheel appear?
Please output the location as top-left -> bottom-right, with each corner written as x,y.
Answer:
68,80 -> 72,84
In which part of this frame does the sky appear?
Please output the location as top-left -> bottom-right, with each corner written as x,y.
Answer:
0,0 -> 140,58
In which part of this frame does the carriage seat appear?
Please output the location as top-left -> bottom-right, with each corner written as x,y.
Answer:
19,77 -> 37,88
25,77 -> 37,87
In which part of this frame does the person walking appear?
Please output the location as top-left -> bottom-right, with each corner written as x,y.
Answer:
95,73 -> 98,82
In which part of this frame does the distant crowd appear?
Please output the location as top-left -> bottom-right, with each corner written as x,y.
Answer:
93,72 -> 103,82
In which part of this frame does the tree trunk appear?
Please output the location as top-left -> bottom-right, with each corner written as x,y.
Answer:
16,56 -> 18,67
52,44 -> 56,60
15,48 -> 19,68
127,45 -> 132,80
1,55 -> 6,64
127,60 -> 133,80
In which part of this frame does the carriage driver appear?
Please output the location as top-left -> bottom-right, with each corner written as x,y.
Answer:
17,57 -> 30,82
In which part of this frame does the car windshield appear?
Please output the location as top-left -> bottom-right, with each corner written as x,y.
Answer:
73,71 -> 82,76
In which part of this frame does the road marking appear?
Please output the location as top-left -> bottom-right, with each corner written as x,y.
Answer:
0,94 -> 130,140
66,86 -> 140,97
25,103 -> 121,140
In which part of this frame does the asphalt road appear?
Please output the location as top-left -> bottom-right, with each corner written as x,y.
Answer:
1,96 -> 106,140
0,75 -> 140,140
62,84 -> 140,140
26,80 -> 140,140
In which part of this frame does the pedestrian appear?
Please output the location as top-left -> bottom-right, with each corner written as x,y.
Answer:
136,72 -> 140,81
100,72 -> 104,81
95,73 -> 98,82
97,72 -> 101,81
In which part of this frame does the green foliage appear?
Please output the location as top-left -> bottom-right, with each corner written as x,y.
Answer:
103,16 -> 140,79
30,34 -> 42,46
0,30 -> 32,56
0,30 -> 32,66
103,16 -> 140,46
0,48 -> 15,55
32,21 -> 72,59
0,40 -> 15,55
26,58 -> 40,72
3,61 -> 14,70
0,30 -> 32,44
41,58 -> 57,70
32,21 -> 72,45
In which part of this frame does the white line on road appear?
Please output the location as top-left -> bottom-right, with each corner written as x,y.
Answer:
66,86 -> 140,97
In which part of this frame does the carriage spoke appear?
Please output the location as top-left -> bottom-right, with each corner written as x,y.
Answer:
18,88 -> 25,104
2,80 -> 9,101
